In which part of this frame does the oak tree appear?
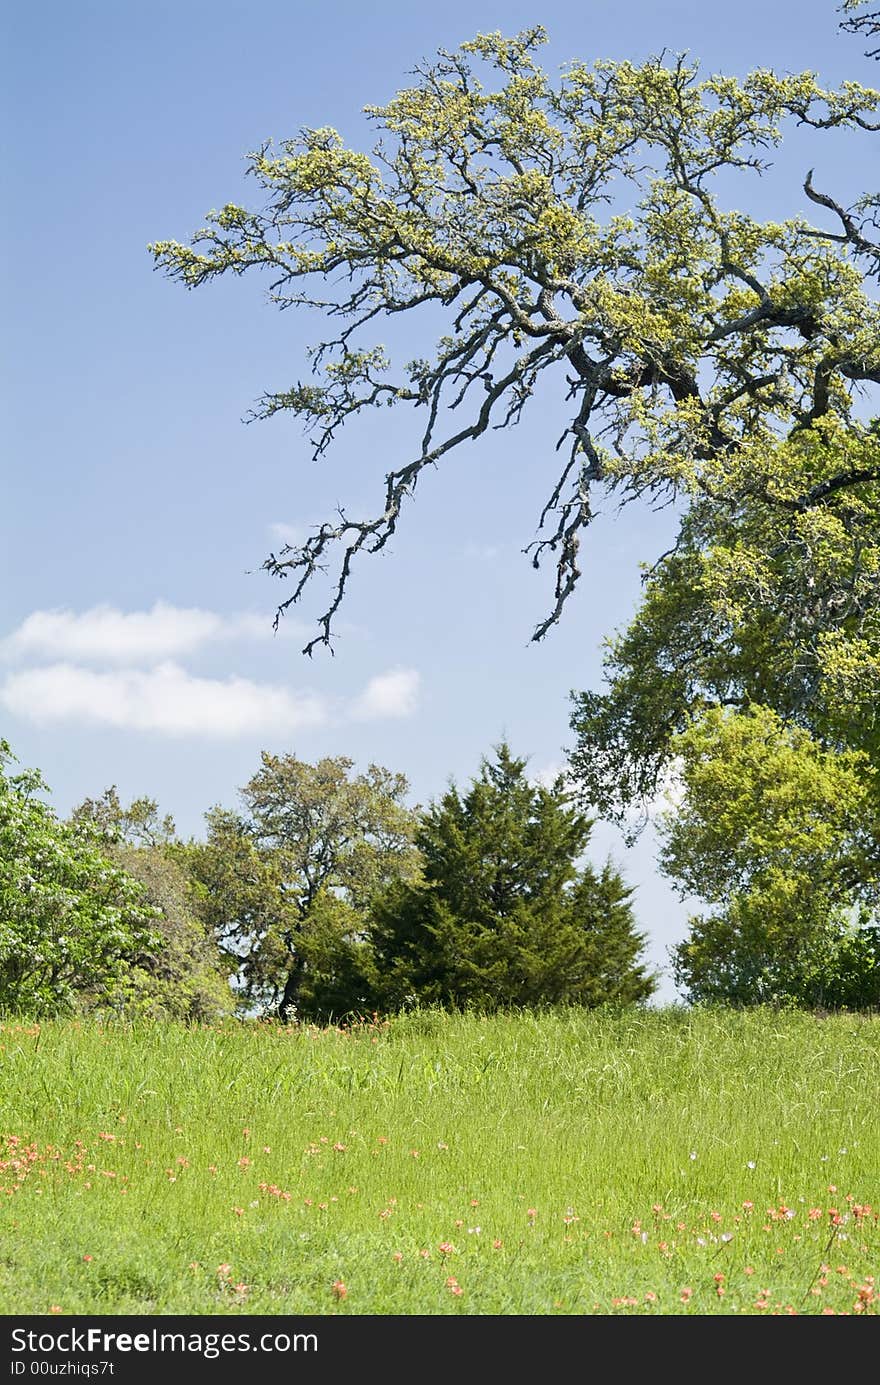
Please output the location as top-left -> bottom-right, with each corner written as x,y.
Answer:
151,24 -> 880,655
151,15 -> 880,1008
188,753 -> 420,1019
660,706 -> 880,1007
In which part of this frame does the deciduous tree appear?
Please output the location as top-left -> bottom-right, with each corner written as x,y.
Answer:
659,706 -> 880,1007
569,420 -> 880,828
150,15 -> 880,1008
71,787 -> 233,1021
189,754 -> 420,1019
0,745 -> 159,1017
71,786 -> 177,848
151,25 -> 880,654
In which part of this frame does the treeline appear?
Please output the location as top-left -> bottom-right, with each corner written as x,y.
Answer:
0,739 -> 654,1022
4,718 -> 880,1021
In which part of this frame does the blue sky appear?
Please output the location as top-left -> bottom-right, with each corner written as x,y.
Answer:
3,1 -> 874,1000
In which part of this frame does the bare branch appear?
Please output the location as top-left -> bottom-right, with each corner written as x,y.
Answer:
803,169 -> 880,271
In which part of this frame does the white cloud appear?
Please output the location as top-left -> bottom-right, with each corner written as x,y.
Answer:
3,603 -> 220,663
0,662 -> 328,738
0,602 -> 305,664
0,603 -> 421,735
349,668 -> 420,721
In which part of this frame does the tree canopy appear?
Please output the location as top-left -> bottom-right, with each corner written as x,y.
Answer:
187,753 -> 420,1019
0,744 -> 160,1017
661,705 -> 880,1007
369,743 -> 654,1011
151,22 -> 879,655
568,418 -> 880,827
71,786 -> 177,848
71,788 -> 232,1022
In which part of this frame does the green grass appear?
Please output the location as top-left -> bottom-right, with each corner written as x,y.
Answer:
0,1007 -> 877,1315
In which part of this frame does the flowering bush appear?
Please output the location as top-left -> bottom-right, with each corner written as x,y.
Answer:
0,741 -> 160,1016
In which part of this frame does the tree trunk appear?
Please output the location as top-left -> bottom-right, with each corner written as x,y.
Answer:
278,953 -> 305,1022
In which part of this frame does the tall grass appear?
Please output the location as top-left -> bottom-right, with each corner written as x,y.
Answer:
0,1007 -> 876,1314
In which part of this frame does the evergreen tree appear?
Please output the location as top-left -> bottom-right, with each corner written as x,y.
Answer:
369,744 -> 654,1012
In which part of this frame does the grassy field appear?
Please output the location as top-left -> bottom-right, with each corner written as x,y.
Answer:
0,1007 -> 877,1316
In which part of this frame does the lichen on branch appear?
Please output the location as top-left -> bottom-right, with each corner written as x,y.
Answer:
151,28 -> 880,653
